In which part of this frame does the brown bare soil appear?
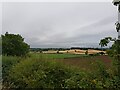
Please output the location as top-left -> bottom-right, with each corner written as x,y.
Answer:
58,55 -> 112,71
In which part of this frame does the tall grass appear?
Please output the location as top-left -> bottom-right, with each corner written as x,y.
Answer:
7,56 -> 77,88
2,56 -> 22,80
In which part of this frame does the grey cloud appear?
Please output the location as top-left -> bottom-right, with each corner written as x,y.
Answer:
73,16 -> 116,36
2,2 -> 118,48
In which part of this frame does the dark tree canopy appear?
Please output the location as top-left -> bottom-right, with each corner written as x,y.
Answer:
99,37 -> 113,48
2,32 -> 30,56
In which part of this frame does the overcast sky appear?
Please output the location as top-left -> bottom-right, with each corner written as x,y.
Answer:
2,2 -> 118,48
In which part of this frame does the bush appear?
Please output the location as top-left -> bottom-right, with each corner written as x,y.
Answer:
64,72 -> 92,88
106,50 -> 113,56
89,54 -> 94,56
85,50 -> 88,55
99,52 -> 105,55
2,56 -> 21,81
91,60 -> 109,80
8,58 -> 75,88
2,56 -> 22,89
2,32 -> 30,56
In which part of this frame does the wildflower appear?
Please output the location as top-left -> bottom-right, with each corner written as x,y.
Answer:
92,79 -> 96,84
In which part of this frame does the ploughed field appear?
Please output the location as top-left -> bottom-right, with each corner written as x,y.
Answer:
30,53 -> 112,71
58,55 -> 112,71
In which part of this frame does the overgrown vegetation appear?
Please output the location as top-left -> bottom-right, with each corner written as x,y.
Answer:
2,53 -> 120,89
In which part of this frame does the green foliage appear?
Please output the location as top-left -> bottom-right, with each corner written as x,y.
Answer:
2,56 -> 21,80
2,54 -> 120,89
102,39 -> 120,77
2,32 -> 30,56
99,37 -> 120,88
8,58 -> 74,88
111,40 -> 120,77
111,40 -> 120,56
92,61 -> 109,79
99,37 -> 112,48
106,49 -> 114,56
88,60 -> 120,88
64,72 -> 92,88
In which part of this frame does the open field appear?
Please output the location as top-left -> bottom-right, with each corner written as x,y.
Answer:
2,53 -> 112,75
42,49 -> 106,54
58,55 -> 112,71
2,53 -> 117,89
30,53 -> 87,59
29,53 -> 112,71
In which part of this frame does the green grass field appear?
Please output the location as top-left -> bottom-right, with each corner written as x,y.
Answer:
30,53 -> 87,59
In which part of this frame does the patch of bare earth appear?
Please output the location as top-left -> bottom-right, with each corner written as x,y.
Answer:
57,55 -> 112,71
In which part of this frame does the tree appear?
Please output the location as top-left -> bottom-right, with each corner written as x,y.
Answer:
99,37 -> 112,48
85,50 -> 88,55
2,32 -> 30,56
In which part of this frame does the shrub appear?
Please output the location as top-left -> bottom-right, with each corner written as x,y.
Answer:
8,58 -> 75,88
2,56 -> 22,89
64,72 -> 92,88
2,32 -> 30,56
2,56 -> 21,80
88,60 -> 120,89
85,50 -> 88,55
99,52 -> 105,55
106,49 -> 113,56
89,54 -> 94,56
